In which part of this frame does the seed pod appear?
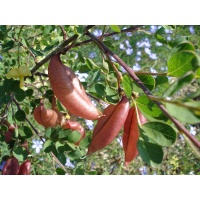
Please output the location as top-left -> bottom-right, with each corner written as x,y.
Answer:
18,160 -> 31,175
48,54 -> 102,120
123,106 -> 147,166
33,103 -> 59,128
2,156 -> 19,175
1,120 -> 16,143
51,95 -> 65,125
62,120 -> 85,146
87,95 -> 130,155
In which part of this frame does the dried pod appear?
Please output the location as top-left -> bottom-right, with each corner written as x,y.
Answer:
87,95 -> 130,155
33,104 -> 59,128
2,156 -> 19,175
18,160 -> 31,175
123,106 -> 147,166
48,54 -> 102,120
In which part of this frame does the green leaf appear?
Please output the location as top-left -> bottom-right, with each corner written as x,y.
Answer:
56,99 -> 67,113
78,63 -> 91,73
91,70 -> 101,83
57,153 -> 66,165
165,101 -> 200,124
167,50 -> 200,77
138,139 -> 163,167
43,45 -> 55,52
141,122 -> 177,147
78,51 -> 85,63
155,76 -> 169,95
25,89 -> 34,97
19,126 -> 33,139
195,67 -> 200,79
89,83 -> 105,97
15,110 -> 26,121
136,95 -> 167,120
169,36 -> 189,48
67,130 -> 81,143
86,58 -> 99,69
154,34 -> 168,45
162,25 -> 176,30
0,124 -> 8,132
137,74 -> 155,91
168,41 -> 195,59
2,40 -> 15,51
0,132 -> 6,141
55,141 -> 66,153
58,129 -> 71,140
56,168 -> 66,175
43,140 -> 56,153
164,72 -> 195,97
13,146 -> 28,162
106,73 -> 117,88
68,149 -> 82,160
122,74 -> 133,98
110,25 -> 121,33
102,61 -> 109,73
14,87 -> 26,102
79,137 -> 90,148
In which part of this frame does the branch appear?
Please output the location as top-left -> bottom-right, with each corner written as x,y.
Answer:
86,31 -> 200,150
74,25 -> 143,48
30,34 -> 79,74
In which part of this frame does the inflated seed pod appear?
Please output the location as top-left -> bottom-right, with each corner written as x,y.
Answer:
18,160 -> 31,175
123,106 -> 147,166
48,54 -> 102,120
33,103 -> 59,128
87,95 -> 130,155
2,156 -> 20,175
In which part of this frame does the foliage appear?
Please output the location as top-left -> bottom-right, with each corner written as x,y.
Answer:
0,25 -> 200,175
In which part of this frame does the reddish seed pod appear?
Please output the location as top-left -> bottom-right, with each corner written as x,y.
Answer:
48,54 -> 102,120
18,160 -> 31,175
33,104 -> 59,128
2,156 -> 20,175
1,120 -> 16,143
123,106 -> 147,166
87,95 -> 130,155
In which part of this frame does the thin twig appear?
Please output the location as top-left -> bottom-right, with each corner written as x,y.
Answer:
134,71 -> 167,76
86,31 -> 200,150
30,34 -> 79,74
58,25 -> 67,40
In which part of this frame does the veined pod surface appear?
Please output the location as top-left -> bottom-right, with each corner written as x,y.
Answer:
87,95 -> 130,155
33,104 -> 59,128
62,120 -> 85,146
48,54 -> 102,120
2,156 -> 20,175
18,160 -> 31,175
123,106 -> 147,166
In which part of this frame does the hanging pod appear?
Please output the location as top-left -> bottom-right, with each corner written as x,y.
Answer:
48,54 -> 102,120
87,95 -> 130,155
